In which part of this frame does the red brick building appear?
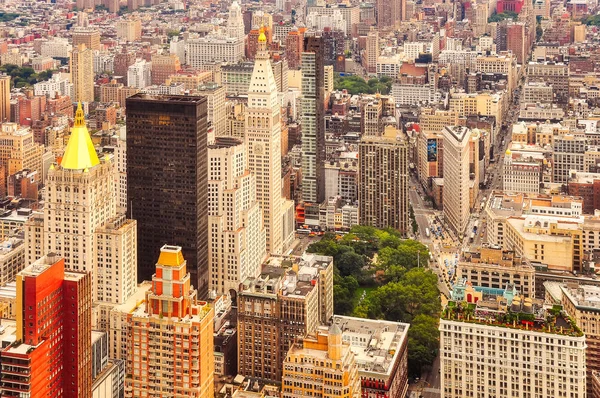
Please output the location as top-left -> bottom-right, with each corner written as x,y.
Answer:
0,255 -> 92,398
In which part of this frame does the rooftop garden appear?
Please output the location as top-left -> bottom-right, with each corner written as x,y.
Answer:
442,302 -> 583,337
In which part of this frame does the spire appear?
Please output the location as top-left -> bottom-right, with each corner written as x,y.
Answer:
258,26 -> 267,43
61,102 -> 100,170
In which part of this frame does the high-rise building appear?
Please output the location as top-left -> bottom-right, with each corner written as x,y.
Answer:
246,29 -> 295,254
197,83 -> 227,136
365,29 -> 380,74
0,74 -> 10,123
126,94 -> 209,296
227,1 -> 246,40
300,35 -> 326,204
25,103 -> 138,330
285,27 -> 305,69
553,134 -> 586,184
440,291 -> 587,398
0,123 -> 44,178
127,59 -> 151,89
237,254 -> 334,383
442,125 -> 472,237
376,0 -> 405,28
0,254 -> 92,398
115,19 -> 142,42
125,245 -> 214,398
72,27 -> 101,51
282,325 -> 362,398
71,44 -> 94,103
114,47 -> 136,85
150,53 -> 181,85
207,136 -> 265,296
358,126 -> 409,233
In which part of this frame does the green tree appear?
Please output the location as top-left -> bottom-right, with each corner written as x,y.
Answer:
336,251 -> 365,276
407,315 -> 439,377
333,274 -> 359,315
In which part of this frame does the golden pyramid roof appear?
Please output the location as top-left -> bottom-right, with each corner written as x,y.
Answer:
61,102 -> 100,170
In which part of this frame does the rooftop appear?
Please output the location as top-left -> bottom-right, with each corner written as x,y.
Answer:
332,315 -> 408,377
561,284 -> 600,312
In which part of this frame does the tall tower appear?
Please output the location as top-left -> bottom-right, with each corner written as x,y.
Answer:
208,137 -> 266,296
358,126 -> 409,233
0,74 -> 10,123
125,245 -> 214,398
126,94 -> 209,297
71,44 -> 94,103
26,103 -> 138,329
227,1 -> 246,40
376,0 -> 405,28
442,125 -> 472,237
246,28 -> 295,254
300,35 -> 326,204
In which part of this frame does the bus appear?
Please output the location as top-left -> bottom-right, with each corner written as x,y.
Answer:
296,228 -> 311,235
425,228 -> 430,237
469,232 -> 475,242
473,220 -> 479,232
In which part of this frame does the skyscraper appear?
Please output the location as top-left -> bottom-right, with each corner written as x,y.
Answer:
71,44 -> 94,103
442,125 -> 472,237
246,28 -> 295,254
358,126 -> 409,233
376,0 -> 405,28
125,245 -> 214,398
300,35 -> 326,204
126,94 -> 209,296
0,74 -> 10,123
0,254 -> 92,398
207,136 -> 265,296
25,103 -> 138,330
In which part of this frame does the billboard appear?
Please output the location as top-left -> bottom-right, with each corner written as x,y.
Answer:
427,139 -> 438,162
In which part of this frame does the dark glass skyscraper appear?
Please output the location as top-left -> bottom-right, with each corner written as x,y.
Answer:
126,94 -> 209,297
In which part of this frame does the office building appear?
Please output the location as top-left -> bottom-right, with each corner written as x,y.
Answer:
442,126 -> 472,237
359,126 -> 408,233
151,53 -> 181,85
72,44 -> 94,103
503,148 -> 541,194
126,94 -> 209,296
246,29 -> 295,254
25,104 -> 138,330
553,134 -> 586,184
365,30 -> 379,74
115,19 -> 142,42
0,74 -> 9,123
376,0 -> 405,28
282,325 -> 361,398
127,59 -> 151,89
0,123 -> 44,178
332,315 -> 410,398
197,83 -> 227,136
300,36 -> 326,204
560,284 -> 600,395
285,27 -> 305,69
125,245 -> 214,398
0,254 -> 92,398
440,292 -> 587,398
114,47 -> 136,85
0,237 -> 25,287
72,27 -> 101,51
306,4 -> 360,34
208,137 -> 266,296
238,254 -> 334,383
457,247 -> 536,297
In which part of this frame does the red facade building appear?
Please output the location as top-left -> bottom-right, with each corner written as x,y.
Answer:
0,254 -> 92,398
497,0 -> 524,13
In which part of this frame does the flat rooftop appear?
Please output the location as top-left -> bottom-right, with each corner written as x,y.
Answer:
332,315 -> 409,377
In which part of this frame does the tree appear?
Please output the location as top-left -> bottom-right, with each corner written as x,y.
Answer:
337,251 -> 365,276
407,315 -> 439,377
334,274 -> 359,315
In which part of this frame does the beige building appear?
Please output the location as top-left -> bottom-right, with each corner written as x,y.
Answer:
282,325 -> 361,398
419,108 -> 459,134
475,52 -> 517,93
0,74 -> 10,123
167,71 -> 213,91
72,27 -> 101,51
100,80 -> 140,108
0,123 -> 44,178
25,104 -> 138,330
458,247 -> 536,297
237,254 -> 334,384
71,44 -> 95,103
115,19 -> 142,42
448,92 -> 507,131
561,284 -> 600,396
359,126 -> 409,233
441,295 -> 587,398
226,102 -> 246,138
442,126 -> 472,237
208,137 -> 265,296
0,237 -> 25,288
245,32 -> 294,254
125,246 -> 214,398
364,29 -> 380,74
197,83 -> 227,136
